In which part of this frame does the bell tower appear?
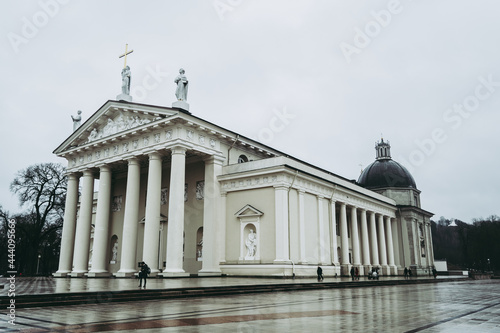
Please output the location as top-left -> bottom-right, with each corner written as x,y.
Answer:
375,138 -> 391,160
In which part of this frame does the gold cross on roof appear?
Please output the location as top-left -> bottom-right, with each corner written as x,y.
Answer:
119,44 -> 134,68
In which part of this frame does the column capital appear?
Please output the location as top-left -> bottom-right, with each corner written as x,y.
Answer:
82,169 -> 94,177
203,154 -> 225,165
148,151 -> 163,160
170,145 -> 188,155
126,157 -> 140,165
97,164 -> 111,171
65,172 -> 81,180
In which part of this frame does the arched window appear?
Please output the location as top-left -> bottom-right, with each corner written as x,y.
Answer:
238,155 -> 248,163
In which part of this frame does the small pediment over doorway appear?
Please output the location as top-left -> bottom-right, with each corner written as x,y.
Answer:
235,205 -> 264,218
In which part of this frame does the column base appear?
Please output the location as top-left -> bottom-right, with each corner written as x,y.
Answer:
198,269 -> 222,277
340,264 -> 351,277
53,270 -> 71,277
353,264 -> 364,276
114,270 -> 138,278
273,259 -> 291,264
87,271 -> 112,278
160,271 -> 190,278
70,271 -> 87,278
363,265 -> 372,276
381,265 -> 390,276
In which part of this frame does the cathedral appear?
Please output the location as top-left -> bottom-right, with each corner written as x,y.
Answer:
54,66 -> 434,278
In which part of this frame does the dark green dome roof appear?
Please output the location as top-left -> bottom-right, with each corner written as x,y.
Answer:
357,158 -> 417,189
357,139 -> 417,189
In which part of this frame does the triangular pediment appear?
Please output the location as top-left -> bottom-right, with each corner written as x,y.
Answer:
54,100 -> 181,155
235,204 -> 264,218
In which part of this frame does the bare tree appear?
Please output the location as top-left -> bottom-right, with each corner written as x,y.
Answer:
8,163 -> 67,275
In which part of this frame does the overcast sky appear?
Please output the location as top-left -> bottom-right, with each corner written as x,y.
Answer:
1,1 -> 499,222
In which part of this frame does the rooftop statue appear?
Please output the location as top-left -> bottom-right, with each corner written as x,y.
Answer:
174,68 -> 188,101
71,110 -> 82,131
121,66 -> 131,95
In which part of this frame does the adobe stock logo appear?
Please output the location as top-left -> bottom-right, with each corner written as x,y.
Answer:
253,107 -> 296,145
7,0 -> 71,54
339,0 -> 406,64
399,74 -> 500,173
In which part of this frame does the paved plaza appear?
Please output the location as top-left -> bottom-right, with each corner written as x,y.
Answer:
1,277 -> 499,332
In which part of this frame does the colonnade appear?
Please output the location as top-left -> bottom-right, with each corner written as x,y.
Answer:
55,145 -> 224,277
334,201 -> 398,275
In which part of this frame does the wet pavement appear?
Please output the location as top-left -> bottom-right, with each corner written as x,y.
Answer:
1,276 -> 499,332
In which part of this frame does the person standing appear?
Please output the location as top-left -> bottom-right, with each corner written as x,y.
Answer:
350,266 -> 355,281
404,267 -> 408,280
138,262 -> 150,288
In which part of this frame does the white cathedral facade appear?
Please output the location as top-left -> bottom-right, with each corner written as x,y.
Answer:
54,99 -> 434,278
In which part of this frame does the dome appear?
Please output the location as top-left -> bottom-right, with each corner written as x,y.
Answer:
357,159 -> 417,189
357,138 -> 417,189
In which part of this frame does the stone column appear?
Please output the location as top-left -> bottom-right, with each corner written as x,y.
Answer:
378,214 -> 388,274
274,185 -> 289,263
360,208 -> 371,274
369,211 -> 380,266
116,158 -> 141,277
385,216 -> 396,274
88,165 -> 112,277
350,206 -> 361,271
339,202 -> 349,275
163,146 -> 189,276
330,200 -> 339,267
391,218 -> 400,270
54,173 -> 80,277
219,192 -> 227,264
298,190 -> 307,264
71,170 -> 94,277
426,222 -> 435,267
143,152 -> 163,275
199,155 -> 224,276
317,196 -> 329,265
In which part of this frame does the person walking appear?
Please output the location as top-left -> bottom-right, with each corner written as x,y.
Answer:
404,267 -> 408,280
350,266 -> 355,281
317,266 -> 324,281
355,267 -> 359,280
138,262 -> 150,288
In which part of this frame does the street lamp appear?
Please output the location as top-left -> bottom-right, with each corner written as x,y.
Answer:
36,254 -> 41,275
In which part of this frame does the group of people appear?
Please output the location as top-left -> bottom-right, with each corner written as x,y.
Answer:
350,266 -> 360,280
403,267 -> 412,279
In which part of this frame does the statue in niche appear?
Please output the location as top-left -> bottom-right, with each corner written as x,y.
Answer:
245,229 -> 257,259
111,241 -> 118,262
121,65 -> 131,95
174,68 -> 188,101
197,238 -> 203,260
196,181 -> 204,200
161,188 -> 168,205
71,110 -> 82,131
